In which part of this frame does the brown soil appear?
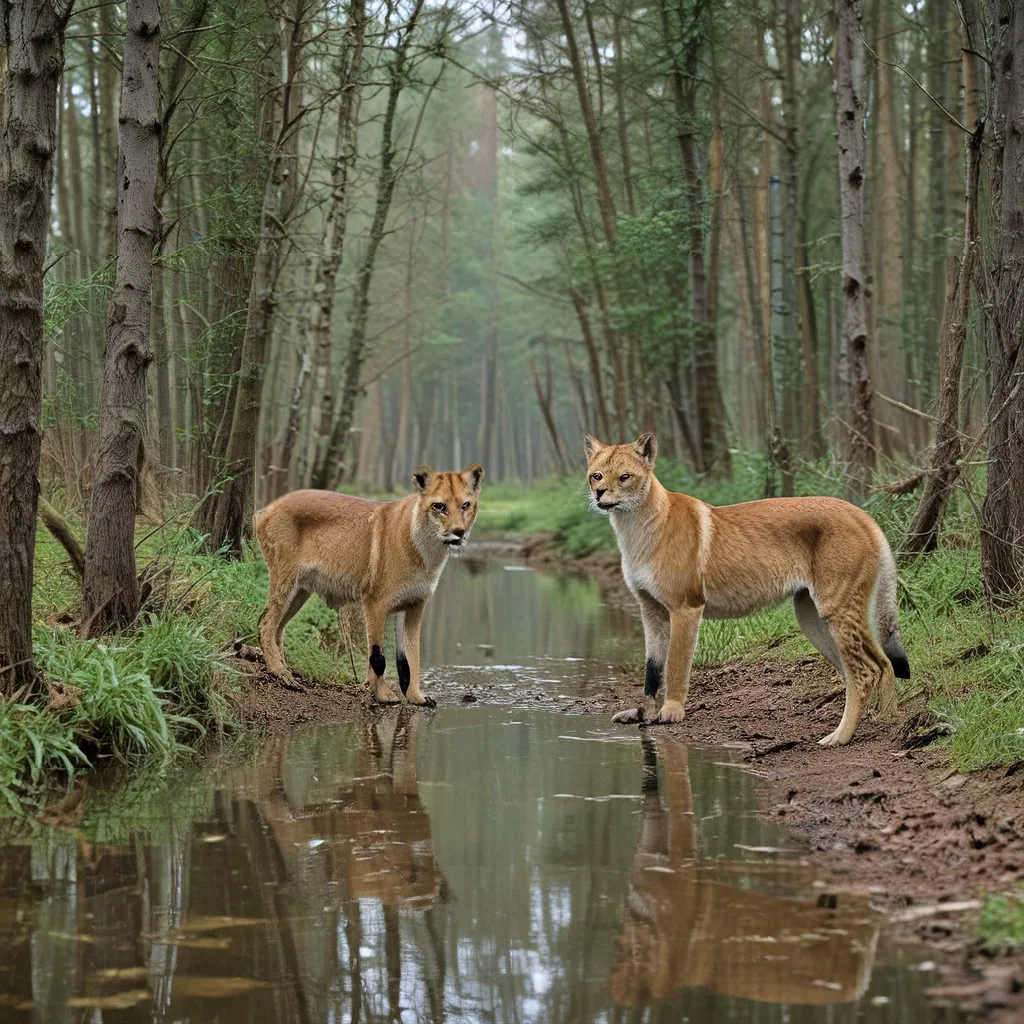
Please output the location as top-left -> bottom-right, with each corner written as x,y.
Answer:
225,641 -> 371,728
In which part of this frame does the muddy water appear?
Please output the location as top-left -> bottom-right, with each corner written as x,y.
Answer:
0,558 -> 961,1023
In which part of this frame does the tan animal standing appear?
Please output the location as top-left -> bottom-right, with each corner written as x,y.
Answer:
585,433 -> 908,745
254,464 -> 484,706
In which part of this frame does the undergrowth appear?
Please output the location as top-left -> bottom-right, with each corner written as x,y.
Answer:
10,451 -> 1022,809
3,521 -> 360,814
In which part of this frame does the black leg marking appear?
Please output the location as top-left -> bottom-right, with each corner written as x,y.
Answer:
640,738 -> 659,792
370,644 -> 386,678
644,658 -> 663,698
396,652 -> 411,694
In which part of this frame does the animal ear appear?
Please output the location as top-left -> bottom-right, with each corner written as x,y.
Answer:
412,465 -> 436,491
584,434 -> 604,460
633,432 -> 657,464
461,463 -> 484,492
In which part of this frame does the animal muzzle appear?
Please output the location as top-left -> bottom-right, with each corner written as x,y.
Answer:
443,528 -> 466,547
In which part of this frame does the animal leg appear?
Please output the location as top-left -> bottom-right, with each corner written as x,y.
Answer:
653,604 -> 703,724
396,600 -> 433,708
612,591 -> 670,725
817,611 -> 888,746
793,588 -> 844,673
260,572 -> 300,682
364,601 -> 400,704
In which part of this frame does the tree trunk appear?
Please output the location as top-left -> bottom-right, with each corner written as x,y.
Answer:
529,351 -> 569,475
980,0 -> 1024,599
82,0 -> 161,635
554,0 -> 617,247
663,0 -> 729,475
871,0 -> 907,453
208,0 -> 308,553
316,0 -> 426,489
834,0 -> 874,504
902,123 -> 984,555
0,0 -> 73,694
307,0 -> 366,488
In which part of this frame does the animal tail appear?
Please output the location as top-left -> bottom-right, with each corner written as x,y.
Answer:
875,540 -> 910,680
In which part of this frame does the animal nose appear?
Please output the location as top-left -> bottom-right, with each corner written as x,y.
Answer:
452,527 -> 465,538
596,488 -> 606,500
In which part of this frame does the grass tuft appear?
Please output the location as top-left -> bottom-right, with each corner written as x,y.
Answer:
978,886 -> 1024,953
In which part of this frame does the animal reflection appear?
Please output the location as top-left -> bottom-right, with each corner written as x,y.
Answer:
253,708 -> 446,1023
258,707 -> 444,910
611,739 -> 879,1007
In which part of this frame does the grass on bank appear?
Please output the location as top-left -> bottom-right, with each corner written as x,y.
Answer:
7,451 -> 1023,808
1,523 -> 358,813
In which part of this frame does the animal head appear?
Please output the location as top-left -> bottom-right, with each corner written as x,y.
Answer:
584,433 -> 657,515
412,463 -> 485,547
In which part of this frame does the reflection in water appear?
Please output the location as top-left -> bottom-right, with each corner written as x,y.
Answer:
0,708 -> 957,1024
421,553 -> 637,671
612,739 -> 878,1008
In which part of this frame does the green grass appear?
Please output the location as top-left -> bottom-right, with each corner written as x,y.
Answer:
978,886 -> 1024,953
3,520 -> 363,814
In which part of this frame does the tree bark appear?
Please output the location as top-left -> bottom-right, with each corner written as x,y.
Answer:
902,122 -> 983,555
0,0 -> 73,694
834,0 -> 874,504
82,0 -> 161,635
208,0 -> 308,553
316,0 -> 426,489
663,0 -> 729,475
980,0 -> 1024,599
307,0 -> 367,488
554,0 -> 617,247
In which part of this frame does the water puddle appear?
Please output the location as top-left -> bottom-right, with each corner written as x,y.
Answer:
0,558 -> 962,1021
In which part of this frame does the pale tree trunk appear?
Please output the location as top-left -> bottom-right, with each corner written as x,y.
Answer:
871,0 -> 906,454
476,85 -> 499,471
82,0 -> 161,636
0,0 -> 73,694
834,0 -> 874,503
207,0 -> 309,554
316,0 -> 426,489
902,122 -> 983,554
612,1 -> 635,216
981,0 -> 1024,599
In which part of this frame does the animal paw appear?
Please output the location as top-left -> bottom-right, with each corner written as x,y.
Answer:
374,683 -> 402,704
653,700 -> 685,724
817,729 -> 849,747
611,707 -> 643,725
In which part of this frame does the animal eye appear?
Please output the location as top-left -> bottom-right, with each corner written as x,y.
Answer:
461,501 -> 471,511
619,473 -> 631,482
591,472 -> 603,482
432,502 -> 447,513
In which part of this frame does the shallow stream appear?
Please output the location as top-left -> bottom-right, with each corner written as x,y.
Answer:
0,557 -> 962,1022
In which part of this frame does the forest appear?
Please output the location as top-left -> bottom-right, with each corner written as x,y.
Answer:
1,0 -> 1024,802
